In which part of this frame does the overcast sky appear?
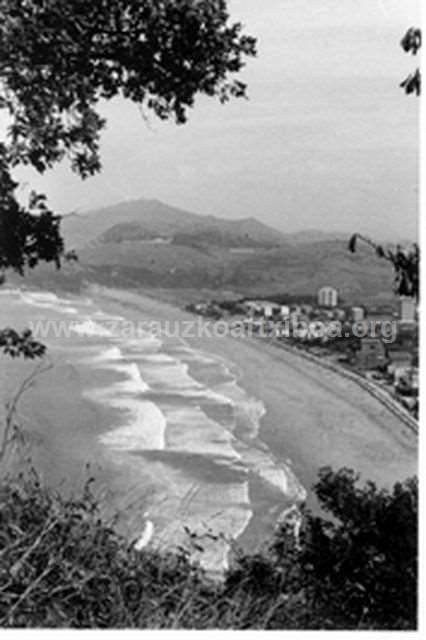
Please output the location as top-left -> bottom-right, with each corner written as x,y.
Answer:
13,0 -> 420,239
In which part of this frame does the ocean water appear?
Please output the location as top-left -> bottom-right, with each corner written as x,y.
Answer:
0,287 -> 305,573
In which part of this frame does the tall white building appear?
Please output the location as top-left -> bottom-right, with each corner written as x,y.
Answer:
351,306 -> 365,322
318,286 -> 338,308
400,297 -> 416,323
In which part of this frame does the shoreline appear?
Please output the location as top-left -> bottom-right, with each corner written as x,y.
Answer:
255,335 -> 418,434
113,286 -> 417,426
2,283 -> 418,563
89,285 -> 417,495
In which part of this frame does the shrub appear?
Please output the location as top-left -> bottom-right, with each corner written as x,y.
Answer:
0,467 -> 417,629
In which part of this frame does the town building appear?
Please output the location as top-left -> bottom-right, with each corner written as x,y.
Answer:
243,300 -> 261,316
401,368 -> 418,394
333,308 -> 346,321
400,296 -> 417,323
318,286 -> 338,308
289,310 -> 300,323
351,306 -> 365,322
386,347 -> 414,372
353,337 -> 386,370
263,304 -> 274,319
395,323 -> 418,351
367,305 -> 397,322
393,366 -> 418,392
290,304 -> 302,315
244,300 -> 281,319
301,304 -> 313,316
387,357 -> 414,381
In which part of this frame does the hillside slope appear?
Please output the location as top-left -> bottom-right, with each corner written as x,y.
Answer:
21,198 -> 397,303
62,199 -> 288,248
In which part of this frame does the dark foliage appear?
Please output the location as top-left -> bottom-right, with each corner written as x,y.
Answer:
0,474 -> 212,628
0,0 -> 256,359
349,234 -> 419,300
0,0 -> 256,277
400,27 -> 421,95
401,27 -> 422,54
1,0 -> 256,173
228,467 -> 417,630
0,467 -> 417,629
299,468 -> 417,629
0,147 -> 64,274
0,144 -> 59,360
400,68 -> 421,96
0,328 -> 46,359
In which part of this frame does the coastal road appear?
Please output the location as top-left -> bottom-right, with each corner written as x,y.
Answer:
97,287 -> 417,509
197,333 -> 417,504
0,286 -> 418,563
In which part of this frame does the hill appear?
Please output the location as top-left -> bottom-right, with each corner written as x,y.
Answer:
62,199 -> 287,249
20,198 -> 397,305
283,229 -> 349,244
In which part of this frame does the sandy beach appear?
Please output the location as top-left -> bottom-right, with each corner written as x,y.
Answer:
0,285 -> 418,569
94,286 -> 417,495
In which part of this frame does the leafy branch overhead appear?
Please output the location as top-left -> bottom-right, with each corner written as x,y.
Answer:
348,28 -> 420,299
0,147 -> 64,274
0,0 -> 257,274
400,27 -> 421,95
349,234 -> 419,301
0,1 -> 256,359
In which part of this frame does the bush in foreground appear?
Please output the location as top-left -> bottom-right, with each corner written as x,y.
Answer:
0,468 -> 417,629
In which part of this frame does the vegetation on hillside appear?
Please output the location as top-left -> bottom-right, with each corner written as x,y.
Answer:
0,464 -> 417,629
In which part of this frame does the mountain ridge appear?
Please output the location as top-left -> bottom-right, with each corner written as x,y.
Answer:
62,197 -> 413,249
62,198 -> 290,249
31,197 -> 402,304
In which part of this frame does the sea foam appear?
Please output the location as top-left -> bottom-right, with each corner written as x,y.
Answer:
98,398 -> 166,451
71,319 -> 114,337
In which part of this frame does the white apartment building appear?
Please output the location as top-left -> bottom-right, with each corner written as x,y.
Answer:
318,286 -> 338,308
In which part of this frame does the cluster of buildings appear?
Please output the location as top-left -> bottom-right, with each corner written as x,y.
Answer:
245,287 -> 418,415
235,289 -> 373,331
188,285 -> 418,416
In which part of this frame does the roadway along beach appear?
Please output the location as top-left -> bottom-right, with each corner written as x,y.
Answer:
0,285 -> 417,570
95,286 -> 417,498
